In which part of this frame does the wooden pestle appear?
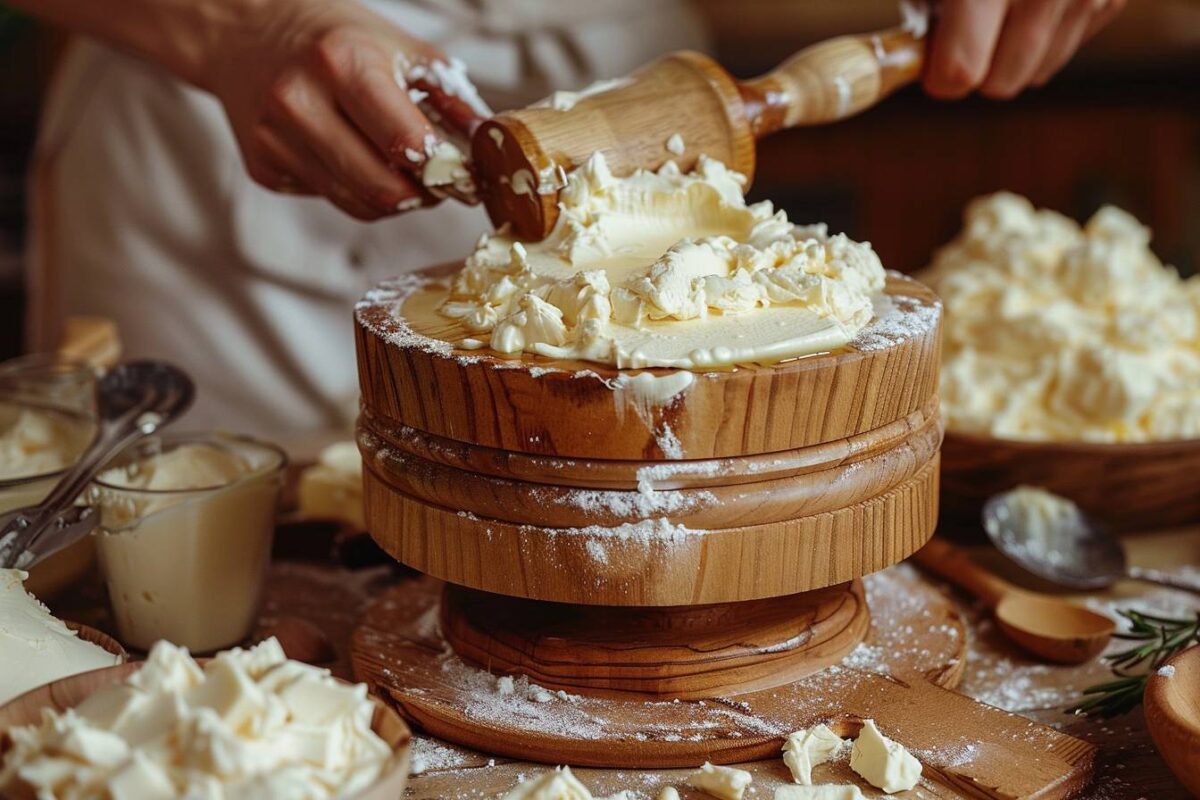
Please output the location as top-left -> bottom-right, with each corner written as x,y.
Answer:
471,28 -> 924,241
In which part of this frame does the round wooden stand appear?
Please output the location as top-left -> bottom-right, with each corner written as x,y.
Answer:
439,580 -> 870,701
351,269 -> 1096,794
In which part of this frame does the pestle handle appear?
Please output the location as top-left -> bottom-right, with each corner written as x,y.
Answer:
910,536 -> 1013,609
739,28 -> 925,138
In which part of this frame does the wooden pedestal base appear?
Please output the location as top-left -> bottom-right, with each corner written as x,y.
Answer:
351,569 -> 1096,797
441,580 -> 869,701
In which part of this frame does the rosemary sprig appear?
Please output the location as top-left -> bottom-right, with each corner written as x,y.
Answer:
1069,609 -> 1200,718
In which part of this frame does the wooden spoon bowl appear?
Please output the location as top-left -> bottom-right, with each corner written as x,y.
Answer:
913,536 -> 1115,665
1145,646 -> 1200,796
0,662 -> 412,800
940,431 -> 1200,537
994,592 -> 1114,665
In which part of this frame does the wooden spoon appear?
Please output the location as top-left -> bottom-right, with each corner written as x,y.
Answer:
912,537 -> 1114,664
1144,646 -> 1200,796
473,27 -> 925,240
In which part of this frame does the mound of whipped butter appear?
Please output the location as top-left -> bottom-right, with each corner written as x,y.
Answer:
922,193 -> 1200,443
439,153 -> 886,369
0,403 -> 91,481
0,638 -> 393,800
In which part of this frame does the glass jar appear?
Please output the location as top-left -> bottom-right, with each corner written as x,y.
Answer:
91,432 -> 286,653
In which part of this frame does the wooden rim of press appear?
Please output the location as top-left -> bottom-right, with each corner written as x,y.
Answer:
358,400 -> 940,529
361,454 -> 939,606
355,271 -> 941,461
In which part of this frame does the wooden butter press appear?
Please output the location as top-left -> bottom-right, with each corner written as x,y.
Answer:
350,267 -> 1097,795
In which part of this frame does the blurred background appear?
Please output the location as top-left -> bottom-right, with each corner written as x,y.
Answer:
0,0 -> 1197,361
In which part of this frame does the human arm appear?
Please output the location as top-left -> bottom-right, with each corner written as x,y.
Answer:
8,0 -> 485,219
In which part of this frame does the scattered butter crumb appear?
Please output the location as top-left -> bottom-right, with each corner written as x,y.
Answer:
688,762 -> 752,800
849,720 -> 921,794
783,723 -> 846,784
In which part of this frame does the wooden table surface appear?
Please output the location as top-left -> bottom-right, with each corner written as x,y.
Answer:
47,522 -> 1199,800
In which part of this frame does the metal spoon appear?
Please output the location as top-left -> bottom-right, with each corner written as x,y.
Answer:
0,360 -> 195,570
983,488 -> 1200,594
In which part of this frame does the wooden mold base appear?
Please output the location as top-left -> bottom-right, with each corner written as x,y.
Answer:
440,580 -> 870,701
351,570 -> 1097,797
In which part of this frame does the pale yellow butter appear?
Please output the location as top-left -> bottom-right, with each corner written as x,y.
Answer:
440,153 -> 885,370
922,193 -> 1200,443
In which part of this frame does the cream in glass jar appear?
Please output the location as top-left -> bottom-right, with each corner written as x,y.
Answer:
91,433 -> 285,652
0,357 -> 97,597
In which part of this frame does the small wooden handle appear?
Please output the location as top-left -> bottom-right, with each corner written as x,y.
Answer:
739,27 -> 925,137
910,537 -> 1013,609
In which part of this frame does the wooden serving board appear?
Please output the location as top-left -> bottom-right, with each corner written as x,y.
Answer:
352,572 -> 1097,796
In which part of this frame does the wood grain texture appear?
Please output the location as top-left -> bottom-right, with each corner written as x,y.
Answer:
64,621 -> 128,663
940,431 -> 1200,537
473,51 -> 755,241
0,662 -> 412,800
740,28 -> 923,136
1144,647 -> 1200,797
471,29 -> 923,240
356,273 -> 941,461
439,581 -> 869,700
912,538 -> 1114,665
362,453 -> 939,606
357,270 -> 942,606
352,574 -> 1096,797
359,398 -> 941,530
360,396 -> 939,492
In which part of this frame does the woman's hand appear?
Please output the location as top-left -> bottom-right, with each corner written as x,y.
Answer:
201,0 -> 487,220
923,0 -> 1126,100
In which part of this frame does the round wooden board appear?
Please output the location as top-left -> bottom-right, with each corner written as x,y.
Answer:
351,567 -> 1095,798
355,271 -> 941,461
440,580 -> 871,701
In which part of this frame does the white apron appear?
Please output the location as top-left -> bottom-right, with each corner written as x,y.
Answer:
27,0 -> 707,434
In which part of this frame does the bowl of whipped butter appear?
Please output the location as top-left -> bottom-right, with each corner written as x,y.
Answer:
90,433 -> 286,653
0,357 -> 97,598
0,638 -> 411,799
922,193 -> 1200,533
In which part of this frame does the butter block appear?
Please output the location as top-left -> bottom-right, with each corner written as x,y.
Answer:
687,762 -> 753,800
297,441 -> 364,529
783,723 -> 846,785
107,752 -> 175,800
279,673 -> 367,726
849,719 -> 922,794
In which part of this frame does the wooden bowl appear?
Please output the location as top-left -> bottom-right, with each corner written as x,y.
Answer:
940,431 -> 1200,536
0,662 -> 412,800
64,622 -> 128,662
1145,647 -> 1200,796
